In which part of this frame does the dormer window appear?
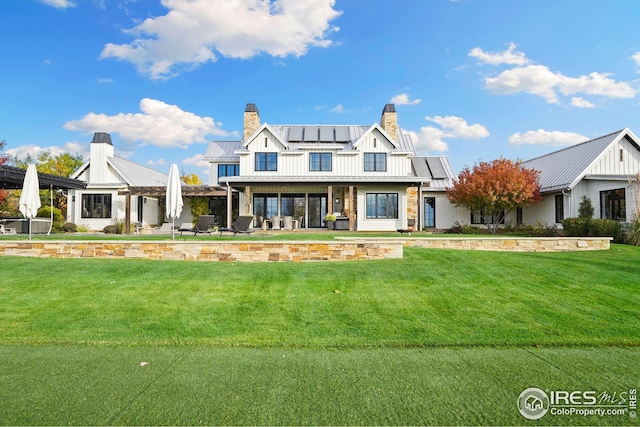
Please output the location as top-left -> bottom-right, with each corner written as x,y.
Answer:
364,153 -> 387,171
255,152 -> 277,171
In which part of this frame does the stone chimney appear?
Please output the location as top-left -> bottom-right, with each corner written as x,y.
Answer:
89,132 -> 114,184
243,103 -> 260,141
380,104 -> 397,142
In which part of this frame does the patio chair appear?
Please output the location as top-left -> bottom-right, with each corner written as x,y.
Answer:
178,215 -> 216,236
219,215 -> 255,237
0,223 -> 17,235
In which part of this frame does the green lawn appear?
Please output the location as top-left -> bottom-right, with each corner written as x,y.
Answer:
1,245 -> 638,425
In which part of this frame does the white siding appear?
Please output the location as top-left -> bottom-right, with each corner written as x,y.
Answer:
422,192 -> 469,229
586,137 -> 640,176
356,186 -> 406,231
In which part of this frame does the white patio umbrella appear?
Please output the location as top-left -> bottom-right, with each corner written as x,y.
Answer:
19,165 -> 41,240
165,163 -> 183,240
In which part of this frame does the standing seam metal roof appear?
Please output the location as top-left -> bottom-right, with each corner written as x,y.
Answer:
521,130 -> 625,192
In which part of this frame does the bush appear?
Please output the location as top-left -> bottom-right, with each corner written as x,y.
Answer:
37,205 -> 64,231
103,225 -> 119,234
562,217 -> 623,242
62,222 -> 77,233
626,217 -> 640,246
578,196 -> 594,218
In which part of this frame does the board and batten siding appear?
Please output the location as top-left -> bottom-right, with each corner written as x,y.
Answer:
586,136 -> 640,176
356,185 -> 407,231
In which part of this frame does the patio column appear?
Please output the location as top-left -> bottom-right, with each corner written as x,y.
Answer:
226,183 -> 232,228
349,185 -> 354,231
125,190 -> 132,234
245,185 -> 251,215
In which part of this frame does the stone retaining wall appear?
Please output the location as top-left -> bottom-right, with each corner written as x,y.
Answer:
0,240 -> 403,262
380,237 -> 611,252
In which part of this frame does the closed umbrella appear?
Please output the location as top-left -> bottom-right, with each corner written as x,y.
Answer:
19,165 -> 41,240
165,163 -> 183,240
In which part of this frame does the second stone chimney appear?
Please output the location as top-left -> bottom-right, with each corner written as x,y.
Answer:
380,104 -> 397,142
243,103 -> 260,141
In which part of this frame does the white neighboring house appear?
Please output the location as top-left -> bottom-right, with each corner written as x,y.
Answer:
68,132 -> 193,231
518,128 -> 640,227
204,103 -> 464,231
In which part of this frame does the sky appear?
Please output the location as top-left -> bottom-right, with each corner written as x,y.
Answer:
2,0 -> 640,181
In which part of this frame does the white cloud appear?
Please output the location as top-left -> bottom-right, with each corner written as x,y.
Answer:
631,52 -> 640,67
508,129 -> 589,146
330,104 -> 346,113
147,158 -> 166,166
100,0 -> 342,80
468,42 -> 530,66
571,97 -> 595,108
425,115 -> 490,139
6,142 -> 89,162
183,153 -> 210,175
39,0 -> 75,8
390,93 -> 421,105
64,98 -> 231,149
97,77 -> 113,83
408,115 -> 489,154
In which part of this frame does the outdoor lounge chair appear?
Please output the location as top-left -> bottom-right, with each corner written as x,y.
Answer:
178,215 -> 216,236
219,215 -> 255,237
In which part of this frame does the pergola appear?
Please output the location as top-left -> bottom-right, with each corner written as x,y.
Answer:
0,165 -> 87,190
118,185 -> 228,234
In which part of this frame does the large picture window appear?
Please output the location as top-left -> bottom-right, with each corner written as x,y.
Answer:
471,208 -> 505,225
81,194 -> 111,218
600,188 -> 626,221
255,153 -> 277,171
364,153 -> 387,171
218,164 -> 239,178
366,193 -> 398,219
310,153 -> 332,171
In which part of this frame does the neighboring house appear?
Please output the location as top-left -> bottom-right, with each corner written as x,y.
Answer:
518,128 -> 640,227
204,103 -> 463,231
68,132 -> 193,231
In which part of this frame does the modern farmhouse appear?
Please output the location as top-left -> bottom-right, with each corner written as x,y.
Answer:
62,105 -> 640,233
204,103 -> 457,231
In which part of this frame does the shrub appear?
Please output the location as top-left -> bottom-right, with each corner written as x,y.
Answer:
62,222 -> 77,233
103,225 -> 119,234
531,220 -> 558,237
561,218 -> 591,236
578,196 -> 595,218
626,217 -> 640,246
37,205 -> 64,231
562,217 -> 623,242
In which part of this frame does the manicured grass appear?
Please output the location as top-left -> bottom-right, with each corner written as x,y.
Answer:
1,346 -> 638,426
1,245 -> 638,425
1,245 -> 638,347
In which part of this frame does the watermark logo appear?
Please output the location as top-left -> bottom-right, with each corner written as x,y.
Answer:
517,388 -> 549,420
518,387 -> 636,420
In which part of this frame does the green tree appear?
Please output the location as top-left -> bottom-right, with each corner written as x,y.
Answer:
0,140 -> 10,211
578,195 -> 594,218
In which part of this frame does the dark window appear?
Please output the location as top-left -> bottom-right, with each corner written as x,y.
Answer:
424,197 -> 435,228
600,188 -> 626,221
209,194 -> 239,226
516,207 -> 523,225
364,153 -> 387,171
471,208 -> 505,225
218,164 -> 239,178
366,193 -> 398,219
555,194 -> 564,223
254,194 -> 279,222
280,194 -> 306,219
255,153 -> 277,171
81,194 -> 112,218
310,153 -> 332,171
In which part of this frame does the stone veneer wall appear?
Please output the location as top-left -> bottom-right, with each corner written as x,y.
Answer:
406,187 -> 417,225
0,240 -> 403,263
402,237 -> 612,252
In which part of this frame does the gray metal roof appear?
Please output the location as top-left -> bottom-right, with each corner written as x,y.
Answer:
521,129 -> 625,193
108,157 -> 169,187
411,156 -> 456,190
0,165 -> 87,190
205,124 -> 416,159
203,140 -> 243,161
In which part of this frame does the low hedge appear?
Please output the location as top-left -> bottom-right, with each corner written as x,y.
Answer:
561,217 -> 623,242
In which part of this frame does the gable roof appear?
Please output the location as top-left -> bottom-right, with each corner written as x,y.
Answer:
108,157 -> 168,187
521,129 -> 636,193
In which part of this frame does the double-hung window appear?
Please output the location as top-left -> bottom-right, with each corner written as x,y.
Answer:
255,152 -> 277,171
310,152 -> 332,171
366,193 -> 398,219
364,153 -> 387,171
554,194 -> 564,223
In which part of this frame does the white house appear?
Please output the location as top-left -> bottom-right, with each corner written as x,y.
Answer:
518,128 -> 640,227
68,133 -> 194,231
204,103 -> 462,232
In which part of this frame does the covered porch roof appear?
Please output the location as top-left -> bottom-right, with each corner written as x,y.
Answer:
0,165 -> 87,190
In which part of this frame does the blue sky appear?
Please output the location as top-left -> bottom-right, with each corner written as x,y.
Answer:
2,0 -> 640,180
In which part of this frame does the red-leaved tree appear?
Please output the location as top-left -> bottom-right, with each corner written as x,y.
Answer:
447,158 -> 542,234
